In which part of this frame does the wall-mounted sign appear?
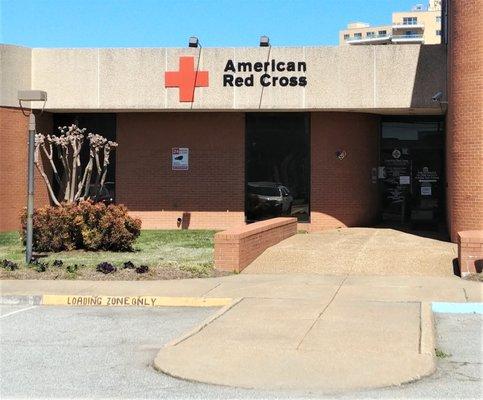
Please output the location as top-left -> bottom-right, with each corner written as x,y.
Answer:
165,57 -> 209,102
392,149 -> 402,159
416,167 -> 439,182
371,167 -> 378,184
399,176 -> 410,185
172,147 -> 189,170
164,56 -> 308,103
223,59 -> 307,87
421,186 -> 432,196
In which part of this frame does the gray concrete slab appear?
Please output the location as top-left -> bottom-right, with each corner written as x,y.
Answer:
299,301 -> 421,354
336,313 -> 483,399
3,274 -> 478,303
156,341 -> 435,392
207,279 -> 341,300
1,266 -> 481,395
336,284 -> 467,303
243,228 -> 457,276
1,306 -> 481,399
154,297 -> 435,392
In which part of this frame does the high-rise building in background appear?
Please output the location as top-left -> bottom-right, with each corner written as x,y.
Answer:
339,0 -> 442,45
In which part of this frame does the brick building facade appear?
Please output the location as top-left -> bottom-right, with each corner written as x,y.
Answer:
0,108 -> 51,231
0,0 -> 481,240
446,0 -> 483,241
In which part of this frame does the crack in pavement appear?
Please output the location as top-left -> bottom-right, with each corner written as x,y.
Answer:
200,282 -> 222,297
295,230 -> 382,350
295,273 -> 349,350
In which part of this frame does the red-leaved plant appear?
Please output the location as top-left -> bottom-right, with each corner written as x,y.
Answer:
21,200 -> 141,252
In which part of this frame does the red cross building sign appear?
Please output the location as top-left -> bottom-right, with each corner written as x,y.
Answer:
165,56 -> 209,102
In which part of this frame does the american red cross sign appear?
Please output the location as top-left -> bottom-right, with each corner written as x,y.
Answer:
165,56 -> 209,102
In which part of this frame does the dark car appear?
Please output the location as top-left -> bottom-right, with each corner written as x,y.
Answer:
88,182 -> 115,205
246,182 -> 293,220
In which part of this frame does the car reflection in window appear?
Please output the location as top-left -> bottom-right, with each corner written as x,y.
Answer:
246,182 -> 294,221
88,181 -> 115,205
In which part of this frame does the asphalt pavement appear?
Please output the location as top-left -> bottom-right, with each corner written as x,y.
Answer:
0,305 -> 481,399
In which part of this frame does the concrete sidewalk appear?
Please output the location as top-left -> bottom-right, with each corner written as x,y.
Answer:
1,274 -> 481,392
1,274 -> 480,302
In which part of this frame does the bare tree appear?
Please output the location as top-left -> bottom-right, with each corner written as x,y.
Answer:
34,125 -> 117,206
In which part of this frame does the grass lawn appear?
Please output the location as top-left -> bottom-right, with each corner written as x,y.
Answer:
0,230 -> 223,280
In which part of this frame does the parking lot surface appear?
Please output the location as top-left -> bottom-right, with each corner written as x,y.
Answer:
0,305 -> 481,399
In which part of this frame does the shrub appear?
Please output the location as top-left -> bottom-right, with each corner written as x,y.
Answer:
135,265 -> 149,274
30,259 -> 48,272
96,262 -> 116,274
66,264 -> 80,273
21,200 -> 141,252
123,261 -> 135,269
2,259 -> 19,271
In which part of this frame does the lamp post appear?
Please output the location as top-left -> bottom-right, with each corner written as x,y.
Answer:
17,90 -> 47,264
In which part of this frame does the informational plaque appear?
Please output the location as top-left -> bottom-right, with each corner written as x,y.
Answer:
172,147 -> 189,170
399,176 -> 410,185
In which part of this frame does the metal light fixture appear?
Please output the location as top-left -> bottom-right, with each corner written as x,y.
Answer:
259,36 -> 270,47
188,36 -> 200,48
431,91 -> 445,103
335,149 -> 347,160
17,90 -> 48,264
431,90 -> 448,112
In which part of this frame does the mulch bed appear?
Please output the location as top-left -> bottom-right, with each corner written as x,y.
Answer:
0,266 -> 231,281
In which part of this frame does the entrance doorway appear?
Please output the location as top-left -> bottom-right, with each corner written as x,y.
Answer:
380,118 -> 445,230
245,113 -> 310,222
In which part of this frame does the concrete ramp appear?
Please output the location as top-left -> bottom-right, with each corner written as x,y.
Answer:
154,296 -> 436,392
243,228 -> 457,276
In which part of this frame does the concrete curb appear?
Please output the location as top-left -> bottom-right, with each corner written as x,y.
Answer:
415,302 -> 437,381
163,297 -> 243,347
153,297 -> 244,383
0,295 -> 42,306
0,294 -> 232,308
420,302 -> 437,357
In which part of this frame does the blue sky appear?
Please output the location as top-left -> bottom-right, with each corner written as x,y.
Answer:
1,0 -> 420,47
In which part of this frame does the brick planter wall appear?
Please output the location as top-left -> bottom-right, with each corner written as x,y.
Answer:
458,230 -> 483,276
214,217 -> 297,273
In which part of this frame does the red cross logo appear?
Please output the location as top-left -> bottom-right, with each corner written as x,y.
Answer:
165,56 -> 209,102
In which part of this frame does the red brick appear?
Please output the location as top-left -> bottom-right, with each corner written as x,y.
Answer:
214,217 -> 297,272
447,0 -> 483,241
0,107 -> 51,231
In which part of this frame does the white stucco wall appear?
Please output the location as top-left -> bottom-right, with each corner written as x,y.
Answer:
0,44 -> 446,113
0,45 -> 32,107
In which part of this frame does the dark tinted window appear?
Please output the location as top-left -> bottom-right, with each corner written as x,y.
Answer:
246,113 -> 310,222
53,113 -> 116,201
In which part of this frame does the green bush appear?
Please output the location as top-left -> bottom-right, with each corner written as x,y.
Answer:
21,200 -> 141,252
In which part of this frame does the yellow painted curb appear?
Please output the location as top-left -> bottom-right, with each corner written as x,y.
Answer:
42,294 -> 232,307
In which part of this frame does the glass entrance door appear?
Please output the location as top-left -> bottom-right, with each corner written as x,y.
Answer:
380,120 -> 445,229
